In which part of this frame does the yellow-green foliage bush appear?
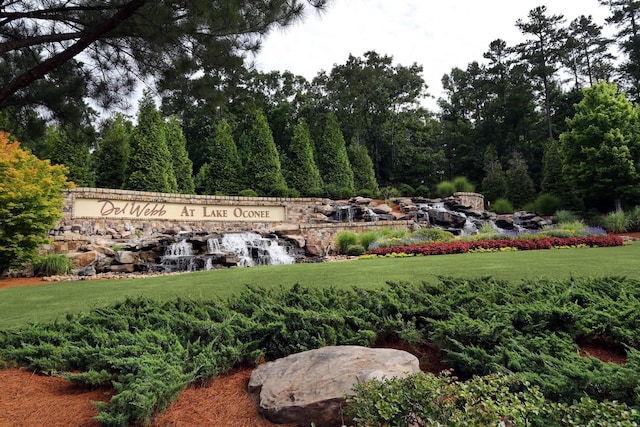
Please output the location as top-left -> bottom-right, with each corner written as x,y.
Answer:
0,132 -> 72,274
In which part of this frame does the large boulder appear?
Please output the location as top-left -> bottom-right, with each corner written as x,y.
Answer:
248,345 -> 420,427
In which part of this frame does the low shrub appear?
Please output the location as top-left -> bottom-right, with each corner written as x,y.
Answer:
627,206 -> 640,232
492,198 -> 514,214
396,183 -> 415,197
554,209 -> 578,223
345,244 -> 366,256
453,176 -> 475,193
32,254 -> 72,276
534,193 -> 562,216
335,231 -> 358,255
410,228 -> 455,242
357,232 -> 378,251
414,184 -> 429,197
238,189 -> 258,197
435,181 -> 456,198
602,211 -> 629,233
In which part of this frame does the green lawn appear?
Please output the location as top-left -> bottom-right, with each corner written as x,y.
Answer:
1,242 -> 639,330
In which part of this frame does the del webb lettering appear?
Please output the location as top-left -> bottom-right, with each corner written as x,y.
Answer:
72,198 -> 285,222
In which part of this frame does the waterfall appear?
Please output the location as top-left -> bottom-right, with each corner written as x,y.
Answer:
161,239 -> 196,272
219,232 -> 295,267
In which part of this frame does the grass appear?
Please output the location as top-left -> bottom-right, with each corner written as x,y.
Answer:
1,242 -> 639,330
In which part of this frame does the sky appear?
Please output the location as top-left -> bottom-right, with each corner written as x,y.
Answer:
253,0 -> 612,110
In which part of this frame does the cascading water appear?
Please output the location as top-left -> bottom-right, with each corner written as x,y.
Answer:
219,232 -> 295,267
161,239 -> 196,272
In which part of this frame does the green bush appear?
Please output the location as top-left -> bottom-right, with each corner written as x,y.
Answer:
32,254 -> 72,276
358,232 -> 378,250
356,189 -> 376,199
414,184 -> 429,197
345,244 -> 366,256
602,211 -> 629,233
453,176 -> 474,192
534,193 -> 562,216
396,183 -> 415,197
435,181 -> 456,197
335,231 -> 358,254
626,206 -> 640,232
492,198 -> 514,214
410,228 -> 455,242
556,220 -> 587,234
238,189 -> 259,197
554,209 -> 578,223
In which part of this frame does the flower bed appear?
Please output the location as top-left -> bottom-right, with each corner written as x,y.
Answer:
366,235 -> 624,257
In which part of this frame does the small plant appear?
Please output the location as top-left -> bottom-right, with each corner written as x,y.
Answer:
626,206 -> 640,232
534,193 -> 562,216
414,184 -> 429,197
238,188 -> 259,197
492,198 -> 514,214
345,244 -> 366,256
410,228 -> 455,242
554,209 -> 578,223
335,231 -> 358,255
602,211 -> 629,233
358,232 -> 378,250
32,254 -> 72,276
453,176 -> 475,193
556,219 -> 587,234
435,181 -> 456,198
396,183 -> 415,197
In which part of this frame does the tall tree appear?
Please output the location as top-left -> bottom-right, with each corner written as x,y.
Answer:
196,119 -> 242,195
316,112 -> 355,198
284,119 -> 323,197
505,151 -> 536,209
0,0 -> 328,114
44,125 -> 95,187
93,113 -> 131,189
565,15 -> 614,88
599,0 -> 640,100
560,82 -> 640,211
516,6 -> 568,140
348,139 -> 379,197
123,93 -> 177,193
541,139 -> 582,210
481,145 -> 507,206
242,109 -> 288,196
164,115 -> 195,194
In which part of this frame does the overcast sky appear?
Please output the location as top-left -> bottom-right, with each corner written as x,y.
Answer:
253,0 -> 612,109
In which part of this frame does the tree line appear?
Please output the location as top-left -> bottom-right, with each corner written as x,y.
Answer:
3,2 -> 640,214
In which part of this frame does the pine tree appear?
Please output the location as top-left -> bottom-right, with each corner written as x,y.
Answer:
243,109 -> 288,196
44,125 -> 94,187
541,140 -> 581,209
316,112 -> 355,198
123,93 -> 177,193
348,139 -> 379,197
196,119 -> 242,195
93,113 -> 131,189
284,119 -> 323,196
165,115 -> 195,194
506,151 -> 536,209
481,145 -> 507,206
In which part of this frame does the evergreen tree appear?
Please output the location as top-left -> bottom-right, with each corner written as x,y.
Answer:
481,145 -> 507,206
243,109 -> 288,196
541,140 -> 582,210
165,115 -> 195,194
316,112 -> 355,198
93,113 -> 131,189
123,93 -> 177,193
348,139 -> 379,197
284,119 -> 323,196
44,125 -> 94,187
505,151 -> 536,209
196,119 -> 242,195
560,82 -> 640,211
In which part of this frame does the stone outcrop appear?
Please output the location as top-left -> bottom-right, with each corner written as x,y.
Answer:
248,345 -> 420,427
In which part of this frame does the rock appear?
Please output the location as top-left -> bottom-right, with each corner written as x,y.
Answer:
248,345 -> 420,427
305,244 -> 324,257
77,266 -> 96,277
272,224 -> 301,235
315,204 -> 334,216
67,250 -> 99,268
108,264 -> 135,273
494,215 -> 515,230
115,250 -> 137,264
351,196 -> 372,205
78,244 -> 116,256
371,203 -> 392,215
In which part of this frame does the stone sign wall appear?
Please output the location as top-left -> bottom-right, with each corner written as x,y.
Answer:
50,188 -> 414,257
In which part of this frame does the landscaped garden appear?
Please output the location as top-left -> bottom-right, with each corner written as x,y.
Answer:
1,224 -> 640,425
